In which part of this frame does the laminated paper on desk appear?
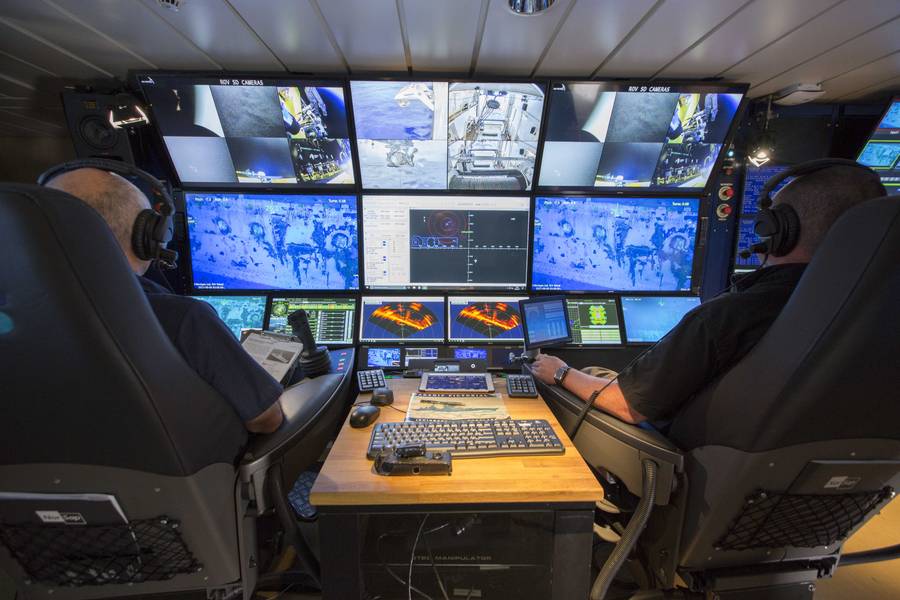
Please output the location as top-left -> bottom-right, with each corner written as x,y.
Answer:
240,329 -> 303,384
406,392 -> 510,421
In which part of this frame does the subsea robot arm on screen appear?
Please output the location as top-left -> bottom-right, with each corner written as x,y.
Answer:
393,82 -> 434,111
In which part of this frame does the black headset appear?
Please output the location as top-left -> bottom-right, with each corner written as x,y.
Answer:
37,158 -> 179,269
744,157 -> 884,258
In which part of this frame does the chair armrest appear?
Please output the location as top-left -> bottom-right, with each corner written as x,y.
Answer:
531,373 -> 684,505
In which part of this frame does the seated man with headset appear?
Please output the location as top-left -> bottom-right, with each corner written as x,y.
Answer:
532,159 -> 886,436
40,161 -> 284,434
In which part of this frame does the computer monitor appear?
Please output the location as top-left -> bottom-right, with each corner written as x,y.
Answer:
447,296 -> 527,343
539,81 -> 745,191
404,347 -> 439,367
350,81 -> 545,190
193,295 -> 266,340
856,96 -> 900,195
266,297 -> 356,345
621,295 -> 701,343
367,347 -> 402,368
137,74 -> 354,187
565,297 -> 622,345
453,347 -> 489,360
735,164 -> 792,269
362,195 -> 530,290
531,196 -> 699,292
519,296 -> 572,349
185,192 -> 358,291
359,296 -> 446,343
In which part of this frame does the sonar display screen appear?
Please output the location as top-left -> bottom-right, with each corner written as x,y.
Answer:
359,296 -> 446,342
447,296 -> 527,343
138,74 -> 354,187
532,196 -> 699,292
350,81 -> 545,190
857,97 -> 900,195
362,195 -> 530,290
186,192 -> 359,291
194,295 -> 266,339
540,82 -> 743,190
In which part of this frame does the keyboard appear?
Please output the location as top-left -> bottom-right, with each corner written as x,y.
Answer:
357,369 -> 386,391
367,419 -> 565,459
506,374 -> 538,397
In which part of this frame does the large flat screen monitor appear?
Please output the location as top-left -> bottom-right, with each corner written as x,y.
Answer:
447,296 -> 527,343
621,295 -> 701,343
735,164 -> 791,269
266,297 -> 356,345
193,295 -> 266,339
350,81 -> 545,190
137,73 -> 354,187
565,297 -> 622,345
362,195 -> 530,291
531,196 -> 699,292
856,97 -> 900,195
539,81 -> 744,191
186,192 -> 359,291
359,296 -> 446,343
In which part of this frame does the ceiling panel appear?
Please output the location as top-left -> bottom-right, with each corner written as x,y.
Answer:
722,0 -> 900,91
0,1 -> 149,77
595,0 -> 749,78
49,0 -> 220,71
139,0 -> 284,71
660,0 -> 843,78
0,23 -> 107,81
834,73 -> 900,101
475,0 -> 574,76
751,19 -> 900,98
820,52 -> 900,100
316,0 -> 406,72
402,0 -> 482,72
535,0 -> 655,77
0,107 -> 65,134
230,0 -> 345,73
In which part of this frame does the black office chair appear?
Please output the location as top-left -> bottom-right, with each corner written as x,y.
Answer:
0,184 -> 355,599
538,195 -> 900,599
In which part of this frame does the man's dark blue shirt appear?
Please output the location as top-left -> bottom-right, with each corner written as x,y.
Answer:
138,276 -> 282,423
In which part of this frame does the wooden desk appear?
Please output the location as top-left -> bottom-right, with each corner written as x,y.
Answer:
311,376 -> 605,599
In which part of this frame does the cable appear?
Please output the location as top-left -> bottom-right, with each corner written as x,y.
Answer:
422,529 -> 450,600
409,515 -> 429,600
376,533 -> 434,600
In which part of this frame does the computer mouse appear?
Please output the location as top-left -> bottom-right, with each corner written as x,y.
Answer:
372,386 -> 394,406
349,404 -> 381,428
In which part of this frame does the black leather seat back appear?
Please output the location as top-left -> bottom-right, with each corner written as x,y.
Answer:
669,196 -> 900,452
0,184 -> 247,476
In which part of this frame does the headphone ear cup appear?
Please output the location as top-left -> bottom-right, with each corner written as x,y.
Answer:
132,209 -> 156,260
772,203 -> 800,257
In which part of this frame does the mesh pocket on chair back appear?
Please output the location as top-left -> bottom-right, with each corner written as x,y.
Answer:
716,488 -> 893,551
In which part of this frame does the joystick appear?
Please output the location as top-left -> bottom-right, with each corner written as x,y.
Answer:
288,309 -> 331,378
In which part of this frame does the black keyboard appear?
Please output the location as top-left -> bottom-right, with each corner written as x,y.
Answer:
367,419 -> 565,459
507,374 -> 538,397
357,369 -> 386,391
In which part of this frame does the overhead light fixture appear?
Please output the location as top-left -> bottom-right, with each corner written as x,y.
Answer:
509,0 -> 556,15
157,0 -> 184,11
108,93 -> 150,129
774,83 -> 825,106
748,96 -> 775,167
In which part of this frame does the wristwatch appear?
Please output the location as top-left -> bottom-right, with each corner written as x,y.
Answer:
554,365 -> 571,386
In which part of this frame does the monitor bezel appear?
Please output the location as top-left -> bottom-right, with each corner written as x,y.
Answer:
519,295 -> 573,350
133,70 -> 361,192
535,79 -> 750,197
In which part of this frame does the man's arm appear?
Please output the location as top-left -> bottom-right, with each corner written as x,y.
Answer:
531,354 -> 647,424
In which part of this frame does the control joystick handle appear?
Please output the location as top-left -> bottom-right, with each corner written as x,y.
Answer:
288,309 -> 331,377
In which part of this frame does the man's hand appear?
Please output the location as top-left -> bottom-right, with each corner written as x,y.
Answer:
531,353 -> 567,385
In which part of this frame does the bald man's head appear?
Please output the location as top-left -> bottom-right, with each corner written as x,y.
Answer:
46,168 -> 152,274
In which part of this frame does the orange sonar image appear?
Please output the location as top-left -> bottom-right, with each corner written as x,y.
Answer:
457,302 -> 521,336
370,302 -> 437,332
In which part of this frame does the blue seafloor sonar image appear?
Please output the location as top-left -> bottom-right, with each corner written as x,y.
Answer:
187,192 -> 359,291
532,196 -> 699,292
194,295 -> 266,339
